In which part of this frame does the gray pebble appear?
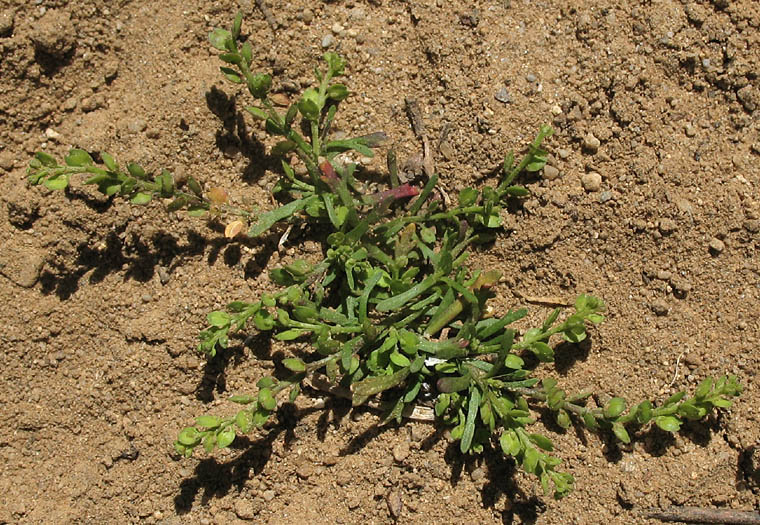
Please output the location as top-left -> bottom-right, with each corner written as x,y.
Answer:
392,441 -> 410,463
157,266 -> 171,285
494,86 -> 510,103
684,123 -> 697,137
708,238 -> 724,254
321,34 -> 335,48
598,190 -> 613,203
301,9 -> 314,24
349,7 -> 366,21
262,490 -> 276,502
526,73 -> 537,82
656,270 -> 672,280
583,133 -> 600,154
141,293 -> 153,303
743,219 -> 760,233
557,148 -> 571,159
470,467 -> 486,482
542,165 -> 560,180
0,9 -> 14,37
581,172 -> 602,192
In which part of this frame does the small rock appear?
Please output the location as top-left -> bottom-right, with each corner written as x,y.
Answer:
542,165 -> 560,180
44,127 -> 61,141
0,248 -> 44,288
349,7 -> 366,22
0,10 -> 14,37
583,133 -> 600,154
386,489 -> 403,519
296,462 -> 314,479
658,218 -> 677,234
737,85 -> 757,113
321,34 -> 335,48
743,219 -> 759,233
650,299 -> 669,316
598,190 -> 614,203
63,95 -> 78,111
392,441 -> 410,463
0,150 -> 14,171
460,9 -> 479,27
470,467 -> 486,482
656,270 -> 672,281
494,86 -> 510,103
557,148 -> 571,159
551,104 -> 563,115
670,276 -> 692,298
127,119 -> 147,133
157,266 -> 171,285
331,22 -> 344,35
270,93 -> 289,106
234,500 -> 258,520
301,9 -> 314,24
581,172 -> 602,192
141,293 -> 153,303
30,10 -> 76,59
322,455 -> 339,466
708,237 -> 724,254
684,123 -> 697,137
81,95 -> 105,112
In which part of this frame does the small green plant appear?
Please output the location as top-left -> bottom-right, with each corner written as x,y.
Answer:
27,13 -> 742,500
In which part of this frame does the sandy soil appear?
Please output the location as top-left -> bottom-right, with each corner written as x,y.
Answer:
0,0 -> 759,523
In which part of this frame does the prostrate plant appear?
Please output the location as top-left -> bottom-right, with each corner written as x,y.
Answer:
27,13 -> 742,500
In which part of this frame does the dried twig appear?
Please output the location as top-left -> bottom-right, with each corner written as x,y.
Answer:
643,506 -> 760,525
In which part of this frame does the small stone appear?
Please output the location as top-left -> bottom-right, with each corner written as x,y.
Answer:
650,299 -> 669,316
583,133 -> 600,154
708,238 -> 724,254
301,9 -> 314,24
296,462 -> 314,479
0,10 -> 15,37
557,148 -> 571,159
392,441 -> 410,463
331,22 -> 344,35
234,500 -> 257,520
262,490 -> 276,502
684,123 -> 697,137
81,95 -> 105,112
127,119 -> 147,133
322,455 -> 339,466
157,266 -> 171,285
656,270 -> 672,281
737,85 -> 758,113
141,293 -> 153,303
386,489 -> 403,519
581,172 -> 602,192
0,150 -> 14,171
494,86 -> 510,103
658,218 -> 677,234
44,127 -> 61,141
321,34 -> 335,49
145,129 -> 160,139
0,248 -> 44,288
470,467 -> 486,482
551,104 -> 562,115
542,165 -> 560,180
270,93 -> 289,106
670,276 -> 692,298
63,95 -> 78,111
349,7 -> 366,21
743,219 -> 760,233
30,10 -> 76,59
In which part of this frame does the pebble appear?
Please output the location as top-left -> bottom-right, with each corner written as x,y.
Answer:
557,148 -> 571,159
658,218 -> 677,234
542,165 -> 560,180
0,249 -> 44,288
262,490 -> 276,502
296,462 -> 314,479
386,490 -> 403,519
331,22 -> 344,35
470,467 -> 486,482
494,86 -> 510,103
128,119 -> 147,133
349,7 -> 366,21
392,441 -> 410,463
300,9 -> 314,24
81,95 -> 105,112
0,9 -> 14,37
708,238 -> 724,254
743,219 -> 759,233
321,34 -> 335,48
551,104 -> 563,115
157,266 -> 171,285
141,293 -> 153,303
581,172 -> 602,192
583,133 -> 600,154
598,190 -> 614,203
0,150 -> 14,171
234,500 -> 258,520
44,128 -> 61,140
650,299 -> 669,316
30,10 -> 75,59
656,270 -> 672,281
63,96 -> 78,111
684,123 -> 697,137
526,73 -> 537,82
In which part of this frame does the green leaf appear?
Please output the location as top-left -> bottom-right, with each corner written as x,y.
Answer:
275,329 -> 307,341
130,192 -> 152,205
195,415 -> 221,429
282,358 -> 306,373
217,426 -> 236,449
230,394 -> 256,404
219,52 -> 241,64
220,66 -> 242,83
248,73 -> 272,99
500,430 -> 521,457
101,151 -> 118,171
351,367 -> 410,406
258,388 -> 277,411
209,28 -> 232,50
530,433 -> 554,451
207,311 -> 231,328
694,377 -> 713,400
603,397 -> 626,419
458,187 -> 478,207
436,372 -> 472,393
530,341 -> 554,362
177,427 -> 201,446
241,42 -> 253,65
460,388 -> 481,453
44,175 -> 68,190
249,196 -> 318,237
556,409 -> 571,429
612,423 -> 631,443
326,84 -> 349,101
127,162 -> 145,179
297,98 -> 320,121
231,11 -> 243,40
389,351 -> 411,368
246,106 -> 268,120
35,151 -> 58,168
523,447 -> 539,474
65,149 -> 93,167
235,410 -> 252,433
654,415 -> 681,432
